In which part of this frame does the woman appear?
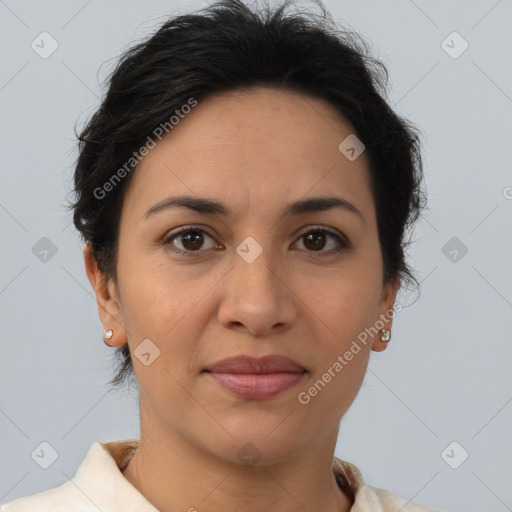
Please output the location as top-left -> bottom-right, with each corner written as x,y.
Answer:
1,0 -> 439,510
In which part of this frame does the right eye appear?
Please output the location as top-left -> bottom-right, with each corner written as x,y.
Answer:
163,227 -> 218,257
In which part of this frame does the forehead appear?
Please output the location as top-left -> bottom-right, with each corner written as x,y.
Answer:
122,87 -> 374,224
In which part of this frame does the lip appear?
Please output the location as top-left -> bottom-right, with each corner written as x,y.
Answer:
204,372 -> 305,400
203,354 -> 306,400
203,354 -> 305,374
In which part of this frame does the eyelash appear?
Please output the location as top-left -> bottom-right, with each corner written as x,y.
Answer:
162,225 -> 350,259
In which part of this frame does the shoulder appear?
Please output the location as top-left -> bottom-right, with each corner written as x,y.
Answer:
0,439 -> 145,512
359,484 -> 441,511
0,480 -> 92,511
332,457 -> 440,511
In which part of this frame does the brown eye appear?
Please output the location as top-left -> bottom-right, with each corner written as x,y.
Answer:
177,230 -> 206,251
164,227 -> 217,256
303,231 -> 328,251
294,227 -> 350,257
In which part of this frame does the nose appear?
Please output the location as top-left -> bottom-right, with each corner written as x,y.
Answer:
217,242 -> 298,336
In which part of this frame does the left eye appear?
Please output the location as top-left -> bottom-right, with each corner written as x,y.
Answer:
163,226 -> 350,258
294,228 -> 349,255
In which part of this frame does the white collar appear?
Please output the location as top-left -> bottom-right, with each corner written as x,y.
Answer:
0,439 -> 438,512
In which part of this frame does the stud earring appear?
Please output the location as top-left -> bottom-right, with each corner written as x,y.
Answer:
380,329 -> 391,342
104,329 -> 113,340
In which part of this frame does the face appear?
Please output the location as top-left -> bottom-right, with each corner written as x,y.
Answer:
85,87 -> 399,464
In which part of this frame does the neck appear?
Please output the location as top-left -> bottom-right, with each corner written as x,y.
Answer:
121,415 -> 353,512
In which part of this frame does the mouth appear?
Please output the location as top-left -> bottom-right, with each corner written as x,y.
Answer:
202,354 -> 307,400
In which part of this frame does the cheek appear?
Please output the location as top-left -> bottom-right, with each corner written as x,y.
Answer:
305,269 -> 380,339
300,293 -> 373,424
299,269 -> 379,398
117,251 -> 192,328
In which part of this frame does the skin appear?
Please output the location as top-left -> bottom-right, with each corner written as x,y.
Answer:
84,87 -> 400,512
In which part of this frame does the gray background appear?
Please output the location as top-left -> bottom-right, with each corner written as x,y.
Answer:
1,1 -> 511,511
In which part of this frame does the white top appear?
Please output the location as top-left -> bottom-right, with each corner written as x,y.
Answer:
0,439 -> 440,511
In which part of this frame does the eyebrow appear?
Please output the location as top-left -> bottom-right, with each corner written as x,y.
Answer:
144,195 -> 365,224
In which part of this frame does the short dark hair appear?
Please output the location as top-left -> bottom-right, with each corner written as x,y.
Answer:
67,0 -> 427,390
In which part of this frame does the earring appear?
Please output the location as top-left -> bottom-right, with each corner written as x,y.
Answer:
380,329 -> 391,342
104,329 -> 113,340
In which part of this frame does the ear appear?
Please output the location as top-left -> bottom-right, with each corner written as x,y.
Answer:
371,275 -> 401,352
83,242 -> 127,347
